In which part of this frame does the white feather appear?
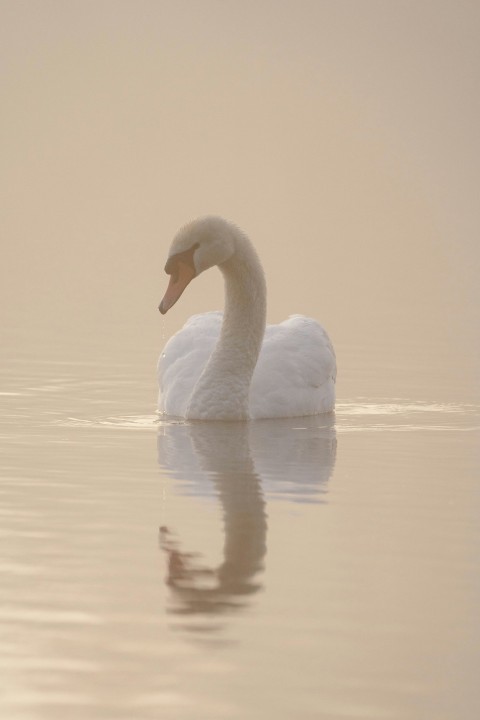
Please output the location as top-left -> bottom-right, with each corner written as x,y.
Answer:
158,217 -> 336,420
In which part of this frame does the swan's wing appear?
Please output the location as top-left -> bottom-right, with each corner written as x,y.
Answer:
158,312 -> 222,417
250,315 -> 336,418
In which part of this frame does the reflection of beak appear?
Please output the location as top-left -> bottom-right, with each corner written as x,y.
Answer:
158,261 -> 196,315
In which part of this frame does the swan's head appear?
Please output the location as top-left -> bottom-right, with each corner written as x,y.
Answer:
159,217 -> 236,315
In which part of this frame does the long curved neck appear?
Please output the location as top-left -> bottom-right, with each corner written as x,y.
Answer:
187,231 -> 267,420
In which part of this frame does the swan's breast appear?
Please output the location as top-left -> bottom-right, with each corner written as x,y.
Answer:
158,312 -> 222,417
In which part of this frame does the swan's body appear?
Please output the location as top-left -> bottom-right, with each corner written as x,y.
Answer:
159,312 -> 335,419
158,217 -> 336,420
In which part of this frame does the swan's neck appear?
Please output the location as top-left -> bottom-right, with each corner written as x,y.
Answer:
187,233 -> 267,420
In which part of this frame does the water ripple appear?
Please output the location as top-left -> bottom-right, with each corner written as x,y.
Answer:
51,400 -> 480,434
336,398 -> 479,433
58,414 -> 160,429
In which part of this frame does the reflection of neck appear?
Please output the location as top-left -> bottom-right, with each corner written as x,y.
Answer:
187,235 -> 267,420
216,472 -> 266,593
161,423 -> 267,614
196,424 -> 267,592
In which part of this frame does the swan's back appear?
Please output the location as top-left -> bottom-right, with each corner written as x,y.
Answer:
158,312 -> 336,419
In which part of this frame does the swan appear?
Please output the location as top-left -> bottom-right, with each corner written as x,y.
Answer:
157,216 -> 336,420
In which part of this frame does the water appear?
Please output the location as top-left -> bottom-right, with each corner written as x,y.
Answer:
1,336 -> 479,720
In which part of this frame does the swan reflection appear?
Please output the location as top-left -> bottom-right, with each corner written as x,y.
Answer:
157,417 -> 336,621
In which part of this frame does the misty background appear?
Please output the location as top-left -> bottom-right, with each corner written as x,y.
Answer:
2,0 -> 479,403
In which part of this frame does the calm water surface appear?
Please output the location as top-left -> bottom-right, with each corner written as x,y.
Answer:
1,337 -> 479,720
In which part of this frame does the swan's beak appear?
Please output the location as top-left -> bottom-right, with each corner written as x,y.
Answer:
159,261 -> 196,315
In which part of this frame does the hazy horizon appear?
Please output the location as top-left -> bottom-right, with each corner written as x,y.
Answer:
2,1 -> 479,394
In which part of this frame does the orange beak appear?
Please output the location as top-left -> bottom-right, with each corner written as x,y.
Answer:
158,261 -> 196,315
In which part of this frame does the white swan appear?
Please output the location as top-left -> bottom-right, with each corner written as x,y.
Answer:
158,217 -> 336,420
